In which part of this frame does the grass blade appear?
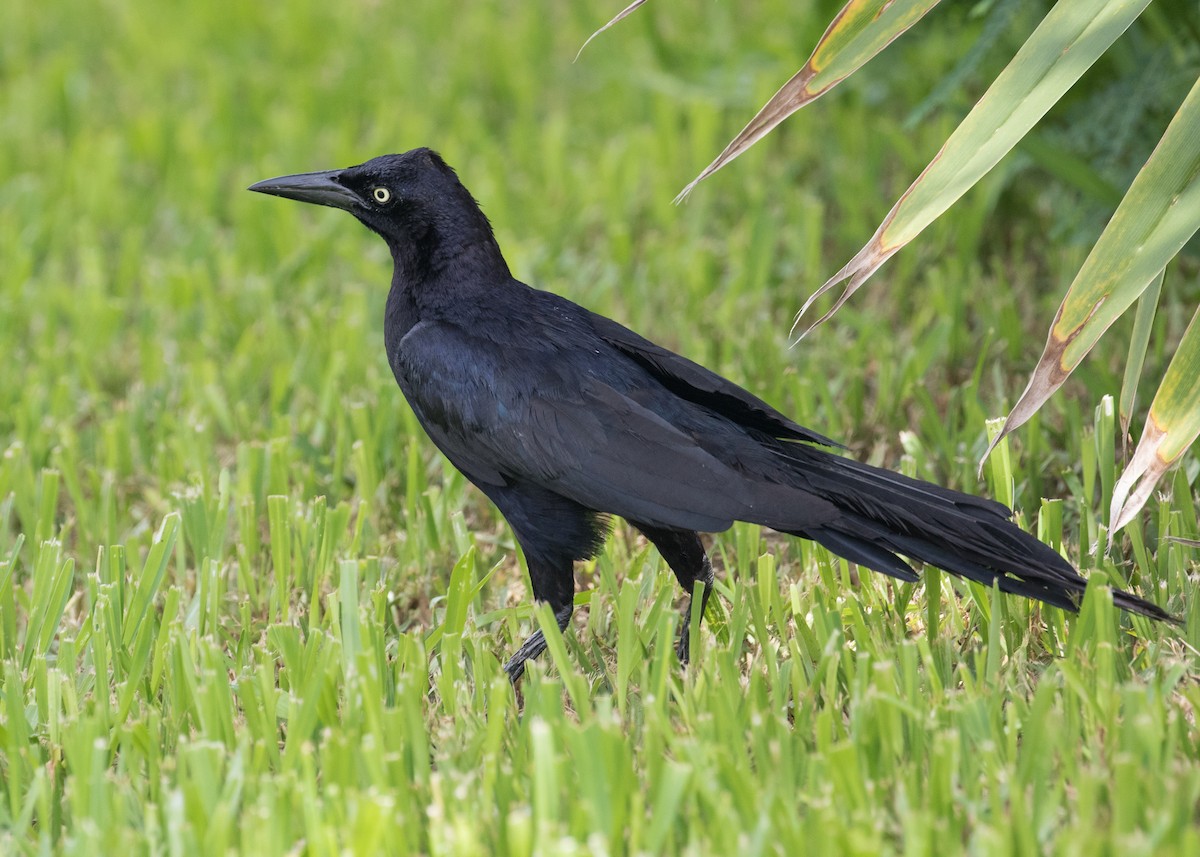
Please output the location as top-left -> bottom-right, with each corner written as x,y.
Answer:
122,513 -> 180,649
1119,266 -> 1166,445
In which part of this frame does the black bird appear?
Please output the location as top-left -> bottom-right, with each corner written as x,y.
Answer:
250,149 -> 1176,681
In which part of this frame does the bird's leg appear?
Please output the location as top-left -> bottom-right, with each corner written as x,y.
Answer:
502,602 -> 573,683
503,553 -> 575,683
632,524 -> 714,664
674,556 -> 714,664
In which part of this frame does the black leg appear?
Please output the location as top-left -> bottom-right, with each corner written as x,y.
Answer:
632,523 -> 714,663
501,566 -> 576,681
480,484 -> 605,684
502,594 -> 573,683
502,548 -> 578,683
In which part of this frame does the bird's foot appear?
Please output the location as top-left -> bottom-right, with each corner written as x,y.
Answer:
503,656 -> 526,684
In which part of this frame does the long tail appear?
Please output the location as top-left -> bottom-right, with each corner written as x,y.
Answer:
776,445 -> 1178,624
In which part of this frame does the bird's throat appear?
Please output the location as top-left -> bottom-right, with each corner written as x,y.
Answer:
386,228 -> 510,314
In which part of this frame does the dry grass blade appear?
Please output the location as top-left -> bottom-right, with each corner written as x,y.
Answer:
677,0 -> 941,201
1164,536 -> 1200,548
1111,304 -> 1200,532
790,242 -> 885,341
576,0 -> 649,61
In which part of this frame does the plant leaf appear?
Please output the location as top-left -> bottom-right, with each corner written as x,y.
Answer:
678,0 -> 942,200
793,0 -> 1152,339
577,1 -> 649,61
983,74 -> 1200,460
1119,265 -> 1165,446
1111,304 -> 1200,533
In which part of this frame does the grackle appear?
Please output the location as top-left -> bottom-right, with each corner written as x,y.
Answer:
250,149 -> 1176,681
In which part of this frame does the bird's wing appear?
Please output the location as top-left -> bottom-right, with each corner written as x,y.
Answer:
394,321 -> 832,532
587,312 -> 842,447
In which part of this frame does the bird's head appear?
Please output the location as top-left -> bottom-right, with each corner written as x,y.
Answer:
249,149 -> 503,277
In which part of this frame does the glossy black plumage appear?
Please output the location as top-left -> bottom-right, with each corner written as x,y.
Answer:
250,149 -> 1177,681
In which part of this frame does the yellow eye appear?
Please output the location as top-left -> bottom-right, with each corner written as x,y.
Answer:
372,186 -> 392,204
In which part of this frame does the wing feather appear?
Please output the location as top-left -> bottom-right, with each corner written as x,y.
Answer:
588,312 -> 842,447
394,320 -> 820,531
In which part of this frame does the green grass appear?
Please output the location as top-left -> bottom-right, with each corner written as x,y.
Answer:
1,1 -> 1198,853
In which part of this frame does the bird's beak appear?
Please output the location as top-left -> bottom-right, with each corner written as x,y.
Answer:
247,169 -> 360,211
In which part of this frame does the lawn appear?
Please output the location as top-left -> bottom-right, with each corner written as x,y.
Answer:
1,1 -> 1197,854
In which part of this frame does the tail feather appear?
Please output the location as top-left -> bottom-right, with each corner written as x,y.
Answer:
808,526 -> 920,583
774,445 -> 1178,624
